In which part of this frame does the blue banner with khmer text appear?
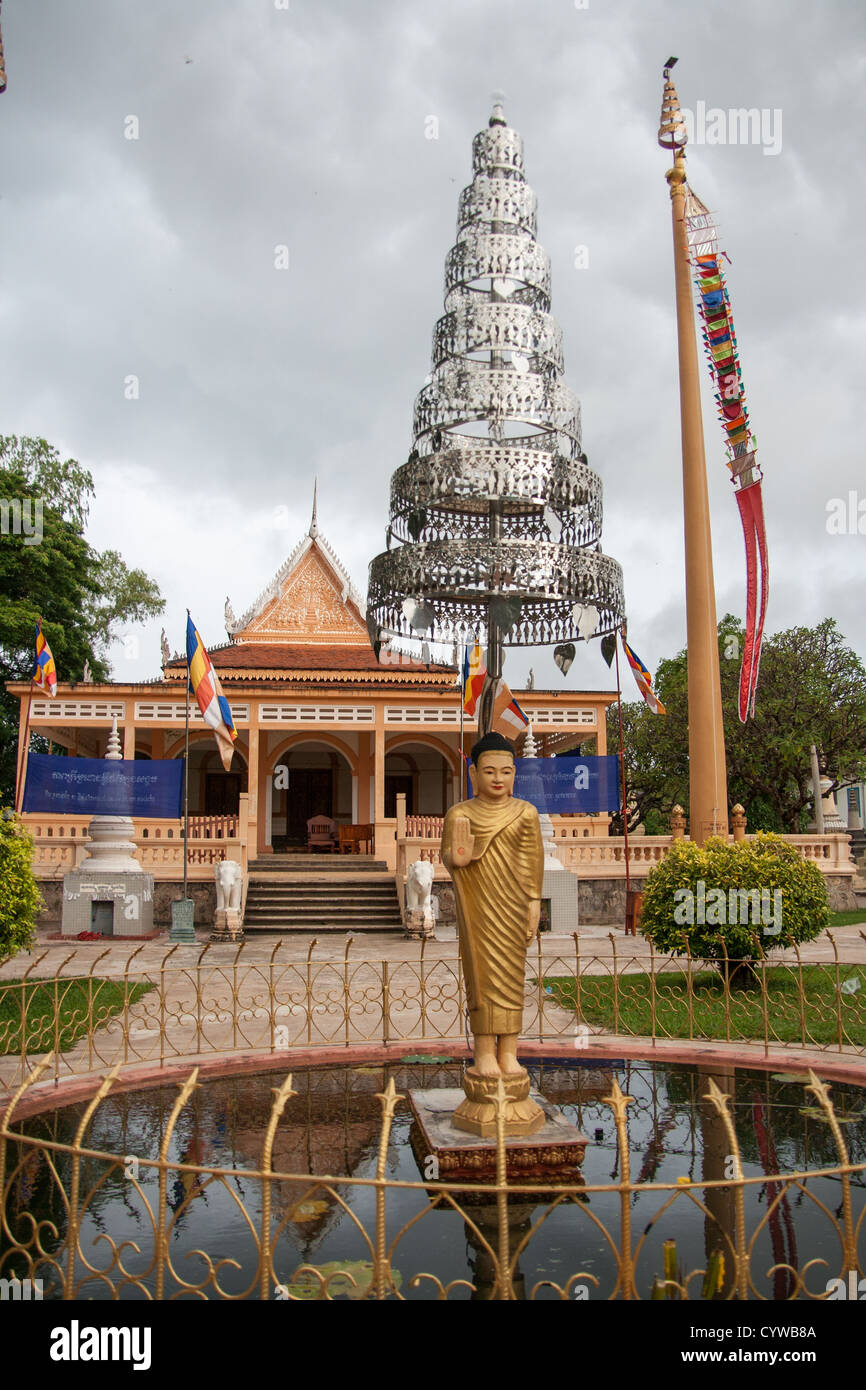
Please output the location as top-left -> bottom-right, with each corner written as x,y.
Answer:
22,754 -> 184,818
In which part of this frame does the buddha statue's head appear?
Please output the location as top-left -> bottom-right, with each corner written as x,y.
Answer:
469,732 -> 516,803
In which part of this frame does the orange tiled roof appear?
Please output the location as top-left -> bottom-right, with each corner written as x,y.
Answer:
165,642 -> 445,676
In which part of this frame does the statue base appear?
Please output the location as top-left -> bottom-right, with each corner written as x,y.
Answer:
403,907 -> 434,940
408,1087 -> 587,1184
210,908 -> 243,942
451,1068 -> 545,1138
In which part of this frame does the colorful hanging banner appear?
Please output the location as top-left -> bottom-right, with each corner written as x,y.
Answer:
685,187 -> 769,722
32,620 -> 57,696
461,641 -> 487,717
621,632 -> 667,715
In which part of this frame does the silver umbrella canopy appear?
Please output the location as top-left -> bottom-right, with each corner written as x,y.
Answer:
367,101 -> 625,730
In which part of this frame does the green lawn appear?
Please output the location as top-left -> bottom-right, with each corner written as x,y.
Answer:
545,964 -> 866,1048
829,910 -> 866,929
0,977 -> 154,1055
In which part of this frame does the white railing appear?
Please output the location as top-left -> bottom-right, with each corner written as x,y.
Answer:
405,814 -> 444,839
394,802 -> 856,886
22,799 -> 249,882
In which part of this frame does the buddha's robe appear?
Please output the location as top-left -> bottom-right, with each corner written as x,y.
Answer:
441,796 -> 544,1036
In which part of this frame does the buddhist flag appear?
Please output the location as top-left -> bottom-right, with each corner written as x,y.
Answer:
186,614 -> 237,770
462,641 -> 487,718
32,620 -> 57,696
491,679 -> 530,737
621,632 -> 666,715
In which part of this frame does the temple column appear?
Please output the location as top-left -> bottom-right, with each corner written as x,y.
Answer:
374,712 -> 390,864
247,707 -> 261,856
263,739 -> 273,849
357,733 -> 372,823
123,719 -> 136,760
15,694 -> 28,805
596,703 -> 608,755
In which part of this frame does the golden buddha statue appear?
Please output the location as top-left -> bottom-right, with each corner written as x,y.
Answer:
441,732 -> 545,1135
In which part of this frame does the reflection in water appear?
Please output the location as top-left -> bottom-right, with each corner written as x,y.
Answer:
3,1060 -> 864,1299
699,1065 -> 738,1299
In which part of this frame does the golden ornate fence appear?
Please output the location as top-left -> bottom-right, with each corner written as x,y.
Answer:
1,932 -> 865,1092
1,1057 -> 863,1300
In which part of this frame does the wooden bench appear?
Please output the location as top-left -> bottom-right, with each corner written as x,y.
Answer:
338,823 -> 374,854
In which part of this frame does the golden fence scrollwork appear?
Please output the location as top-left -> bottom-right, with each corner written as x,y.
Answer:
1,931 -> 866,1093
1,1058 -> 864,1300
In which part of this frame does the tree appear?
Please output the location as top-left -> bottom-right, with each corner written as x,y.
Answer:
639,833 -> 830,986
0,435 -> 165,802
607,615 -> 866,833
0,812 -> 42,959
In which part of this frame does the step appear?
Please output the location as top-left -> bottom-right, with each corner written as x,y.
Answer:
248,863 -> 390,871
246,875 -> 395,886
247,875 -> 395,884
243,919 -> 404,931
244,900 -> 401,911
245,900 -> 401,912
242,922 -> 404,934
244,895 -> 400,908
246,889 -> 400,900
244,907 -> 403,921
248,856 -> 388,871
245,885 -> 399,896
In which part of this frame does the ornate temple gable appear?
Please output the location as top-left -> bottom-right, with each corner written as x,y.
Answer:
232,534 -> 369,646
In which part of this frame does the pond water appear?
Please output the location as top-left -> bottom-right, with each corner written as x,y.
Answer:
4,1058 -> 865,1300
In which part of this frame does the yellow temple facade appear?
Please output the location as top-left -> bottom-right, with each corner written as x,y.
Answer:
11,514 -> 620,920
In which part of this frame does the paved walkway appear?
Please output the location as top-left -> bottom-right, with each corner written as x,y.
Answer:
2,924 -> 864,1101
2,921 -> 865,980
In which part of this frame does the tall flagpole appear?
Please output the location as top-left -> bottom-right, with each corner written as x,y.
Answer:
183,612 -> 190,902
459,641 -> 466,802
14,676 -> 36,813
659,61 -> 729,845
614,632 -> 631,897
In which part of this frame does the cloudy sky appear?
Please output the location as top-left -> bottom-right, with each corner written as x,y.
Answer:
3,0 -> 864,692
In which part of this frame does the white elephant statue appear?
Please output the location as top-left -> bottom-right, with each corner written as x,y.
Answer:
405,858 -> 434,914
214,859 -> 243,910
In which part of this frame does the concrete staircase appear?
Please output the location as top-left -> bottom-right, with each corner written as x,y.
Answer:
243,854 -> 403,934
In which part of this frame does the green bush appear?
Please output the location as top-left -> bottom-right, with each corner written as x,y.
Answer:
0,810 -> 43,960
639,833 -> 829,981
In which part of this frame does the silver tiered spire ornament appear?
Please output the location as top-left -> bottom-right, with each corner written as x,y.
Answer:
367,101 -> 625,731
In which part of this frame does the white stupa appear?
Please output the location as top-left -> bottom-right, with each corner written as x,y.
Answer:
61,719 -> 155,937
80,720 -> 141,873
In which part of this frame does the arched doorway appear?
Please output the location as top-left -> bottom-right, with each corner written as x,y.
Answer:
384,742 -> 453,818
271,742 -> 353,849
177,743 -> 248,816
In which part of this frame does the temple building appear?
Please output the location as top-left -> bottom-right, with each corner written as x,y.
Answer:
11,500 -> 620,928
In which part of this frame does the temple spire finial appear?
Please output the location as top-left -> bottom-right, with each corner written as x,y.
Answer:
106,717 -> 122,761
489,90 -> 507,127
309,479 -> 319,539
658,57 -> 687,154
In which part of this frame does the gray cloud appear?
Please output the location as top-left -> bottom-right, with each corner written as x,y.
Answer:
3,0 -> 864,695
